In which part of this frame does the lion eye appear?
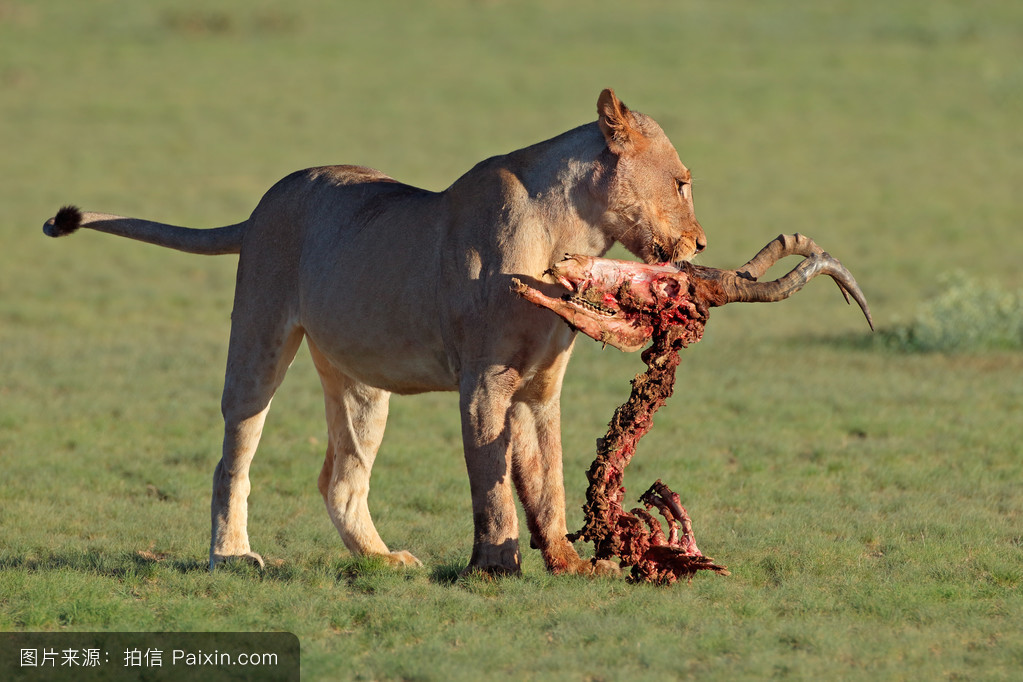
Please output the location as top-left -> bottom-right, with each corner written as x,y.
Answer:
675,179 -> 689,198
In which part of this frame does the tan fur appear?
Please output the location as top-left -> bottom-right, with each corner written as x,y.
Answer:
45,90 -> 705,575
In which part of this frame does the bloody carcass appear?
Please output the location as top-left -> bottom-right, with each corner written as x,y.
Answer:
513,233 -> 872,584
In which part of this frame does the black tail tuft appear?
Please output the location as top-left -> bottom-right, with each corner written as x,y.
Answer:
44,205 -> 83,237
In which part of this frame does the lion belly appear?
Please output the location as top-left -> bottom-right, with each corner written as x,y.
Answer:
290,181 -> 460,394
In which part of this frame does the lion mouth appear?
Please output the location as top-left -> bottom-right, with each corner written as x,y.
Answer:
652,242 -> 671,263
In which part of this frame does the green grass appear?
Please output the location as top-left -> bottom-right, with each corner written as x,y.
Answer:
2,0 -> 1022,679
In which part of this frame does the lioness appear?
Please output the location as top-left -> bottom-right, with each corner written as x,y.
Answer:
44,89 -> 706,576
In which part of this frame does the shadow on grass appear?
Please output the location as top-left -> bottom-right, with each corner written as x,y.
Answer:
803,328 -> 1023,354
0,549 -> 207,578
327,556 -> 523,594
796,327 -> 953,354
329,556 -> 470,590
429,563 -> 463,585
2,549 -> 546,592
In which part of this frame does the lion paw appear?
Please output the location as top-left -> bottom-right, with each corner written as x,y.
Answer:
589,558 -> 623,577
461,541 -> 522,577
563,557 -> 622,578
383,550 -> 423,568
209,551 -> 265,571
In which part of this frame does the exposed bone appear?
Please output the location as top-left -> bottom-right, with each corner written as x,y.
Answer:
513,233 -> 870,584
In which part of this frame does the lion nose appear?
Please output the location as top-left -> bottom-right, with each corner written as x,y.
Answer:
695,235 -> 707,253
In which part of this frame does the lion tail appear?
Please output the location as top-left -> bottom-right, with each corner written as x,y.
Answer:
43,205 -> 245,255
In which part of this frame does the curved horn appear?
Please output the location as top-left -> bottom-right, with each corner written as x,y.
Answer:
737,233 -> 823,279
704,251 -> 874,330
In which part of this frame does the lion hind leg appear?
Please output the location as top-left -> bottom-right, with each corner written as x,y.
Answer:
210,406 -> 273,570
210,317 -> 305,571
310,342 -> 421,568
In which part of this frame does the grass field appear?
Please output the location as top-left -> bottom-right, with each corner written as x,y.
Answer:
2,0 -> 1021,679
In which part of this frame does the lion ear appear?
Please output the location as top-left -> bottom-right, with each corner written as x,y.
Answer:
597,88 -> 644,155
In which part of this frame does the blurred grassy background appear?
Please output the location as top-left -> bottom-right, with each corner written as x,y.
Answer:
1,1 -> 1021,679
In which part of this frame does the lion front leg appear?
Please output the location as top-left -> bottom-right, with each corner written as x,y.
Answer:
509,378 -> 622,579
459,369 -> 524,576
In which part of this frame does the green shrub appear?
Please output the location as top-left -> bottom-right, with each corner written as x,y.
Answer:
881,272 -> 1023,352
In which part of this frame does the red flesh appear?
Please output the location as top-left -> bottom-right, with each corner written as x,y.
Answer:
515,258 -> 728,583
565,281 -> 728,584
